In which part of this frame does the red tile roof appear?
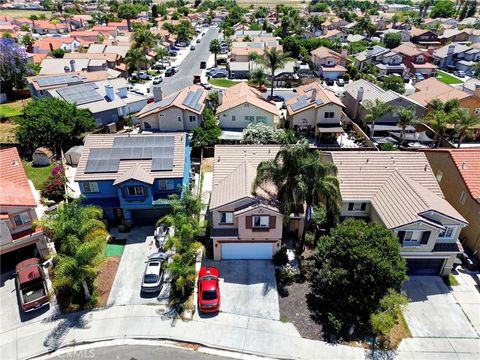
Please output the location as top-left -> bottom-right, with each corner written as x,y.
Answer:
0,148 -> 36,207
448,149 -> 480,202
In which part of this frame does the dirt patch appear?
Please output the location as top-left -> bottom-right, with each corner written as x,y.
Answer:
96,257 -> 121,307
278,279 -> 323,340
0,122 -> 17,143
382,311 -> 411,349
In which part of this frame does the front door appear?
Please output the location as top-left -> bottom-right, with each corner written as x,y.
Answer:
113,208 -> 124,225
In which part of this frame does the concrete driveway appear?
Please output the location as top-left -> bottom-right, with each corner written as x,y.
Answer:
200,260 -> 280,320
402,276 -> 478,338
107,227 -> 171,307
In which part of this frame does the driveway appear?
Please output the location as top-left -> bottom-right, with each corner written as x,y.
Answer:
402,276 -> 478,338
200,260 -> 280,320
107,227 -> 171,307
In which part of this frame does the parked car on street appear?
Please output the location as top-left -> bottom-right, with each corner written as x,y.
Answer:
414,73 -> 425,81
196,38 -> 201,43
190,45 -> 196,51
200,61 -> 206,69
141,252 -> 168,293
165,67 -> 176,77
454,70 -> 466,78
170,45 -> 180,51
197,266 -> 220,313
211,70 -> 228,78
16,258 -> 49,312
153,76 -> 163,85
177,41 -> 187,47
205,68 -> 219,76
201,82 -> 212,90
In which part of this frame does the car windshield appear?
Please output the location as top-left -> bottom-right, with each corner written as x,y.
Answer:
201,275 -> 217,281
143,274 -> 159,284
202,290 -> 217,301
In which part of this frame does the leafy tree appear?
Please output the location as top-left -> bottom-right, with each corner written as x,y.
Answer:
209,39 -> 221,66
430,0 -> 456,18
20,33 -> 34,52
118,3 -> 141,32
124,47 -> 147,73
370,289 -> 408,337
355,16 -> 377,37
0,39 -> 32,97
383,32 -> 402,49
151,4 -> 159,19
467,0 -> 478,17
309,219 -> 408,336
16,98 -> 95,155
381,75 -> 405,94
155,46 -> 169,64
50,48 -> 65,58
242,123 -> 297,145
259,48 -> 289,98
395,107 -> 417,145
190,108 -> 221,149
41,165 -> 66,201
40,0 -> 54,10
249,67 -> 268,88
459,2 -> 469,20
364,99 -> 393,136
96,33 -> 105,44
175,20 -> 195,42
425,109 -> 449,146
132,26 -> 159,53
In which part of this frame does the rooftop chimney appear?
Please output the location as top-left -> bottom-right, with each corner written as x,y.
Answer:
105,84 -> 115,101
218,90 -> 224,106
70,59 -> 76,72
311,87 -> 317,100
49,43 -> 54,52
153,85 -> 163,102
447,44 -> 455,56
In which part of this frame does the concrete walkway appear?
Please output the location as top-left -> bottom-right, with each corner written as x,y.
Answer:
450,268 -> 480,336
396,337 -> 480,359
0,304 -> 365,360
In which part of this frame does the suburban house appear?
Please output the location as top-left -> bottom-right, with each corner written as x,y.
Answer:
438,29 -> 470,45
209,145 -> 286,260
320,29 -> 348,42
393,43 -> 437,77
409,28 -> 439,46
48,78 -> 148,127
323,151 -> 468,276
285,82 -> 345,138
215,82 -> 279,130
33,37 -> 82,54
0,148 -> 49,259
343,79 -> 426,135
310,46 -> 348,80
374,49 -> 406,76
354,45 -> 389,71
431,43 -> 475,70
423,149 -> 480,260
229,41 -> 282,63
75,133 -> 191,226
408,78 -> 480,116
39,58 -> 109,75
137,85 -> 208,132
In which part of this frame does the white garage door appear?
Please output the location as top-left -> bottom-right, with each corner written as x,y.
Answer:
221,243 -> 272,260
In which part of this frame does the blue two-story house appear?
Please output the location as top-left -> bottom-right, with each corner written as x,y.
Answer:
75,133 -> 191,226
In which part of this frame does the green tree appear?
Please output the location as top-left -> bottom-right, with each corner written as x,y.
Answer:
175,20 -> 195,42
425,109 -> 450,146
382,75 -> 405,94
249,67 -> 267,88
459,2 -> 469,20
258,47 -> 289,98
383,32 -> 402,49
355,16 -> 377,37
118,3 -> 141,32
132,26 -> 159,53
370,289 -> 408,337
450,108 -> 480,147
467,0 -> 478,17
395,107 -> 417,145
309,219 -> 408,336
209,38 -> 221,66
156,46 -> 169,64
50,48 -> 65,58
430,0 -> 456,18
16,98 -> 95,155
152,4 -> 159,19
0,38 -> 32,97
21,33 -> 35,52
124,47 -> 147,73
191,108 -> 221,149
364,99 -> 393,137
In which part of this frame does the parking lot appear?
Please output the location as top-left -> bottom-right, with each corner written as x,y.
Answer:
107,227 -> 171,307
198,260 -> 280,320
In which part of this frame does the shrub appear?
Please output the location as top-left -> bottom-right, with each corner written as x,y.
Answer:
304,231 -> 316,248
41,165 -> 66,202
279,264 -> 296,285
273,245 -> 289,266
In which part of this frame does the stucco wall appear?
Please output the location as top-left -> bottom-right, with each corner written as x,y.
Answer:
218,103 -> 277,130
288,103 -> 343,129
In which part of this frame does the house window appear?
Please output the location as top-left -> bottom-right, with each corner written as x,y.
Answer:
127,186 -> 144,196
13,212 -> 31,226
177,116 -> 182,122
220,212 -> 233,224
158,179 -> 174,191
245,116 -> 255,122
439,226 -> 455,239
403,230 -> 422,245
256,116 -> 267,123
348,202 -> 367,211
253,215 -> 269,228
232,115 -> 235,121
189,115 -> 196,122
436,170 -> 443,183
83,182 -> 99,193
459,191 -> 467,205
324,112 -> 335,119
244,104 -> 250,107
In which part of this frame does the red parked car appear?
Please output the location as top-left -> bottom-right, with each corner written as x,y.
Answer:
197,266 -> 220,313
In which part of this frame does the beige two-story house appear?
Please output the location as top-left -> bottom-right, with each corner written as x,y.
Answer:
323,151 -> 468,276
137,85 -> 208,132
209,146 -> 284,260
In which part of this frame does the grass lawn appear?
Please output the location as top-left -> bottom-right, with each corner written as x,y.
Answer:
0,99 -> 28,119
22,161 -> 54,190
208,78 -> 242,88
436,70 -> 464,85
104,239 -> 127,257
0,9 -> 52,18
0,122 -> 17,143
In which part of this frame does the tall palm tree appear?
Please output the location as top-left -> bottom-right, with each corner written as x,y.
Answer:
248,52 -> 259,72
209,39 -> 221,67
259,48 -> 289,98
132,27 -> 159,53
249,67 -> 268,88
219,21 -> 229,40
450,108 -> 480,148
364,99 -> 393,137
125,47 -> 147,73
156,46 -> 169,65
425,110 -> 449,147
395,107 -> 417,145
355,16 -> 376,37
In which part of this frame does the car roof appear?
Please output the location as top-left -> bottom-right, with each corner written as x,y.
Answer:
200,279 -> 218,292
199,266 -> 219,279
145,261 -> 161,275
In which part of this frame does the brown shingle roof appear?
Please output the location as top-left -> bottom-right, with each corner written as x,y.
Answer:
393,43 -> 422,57
216,82 -> 278,115
311,46 -> 345,60
408,78 -> 470,106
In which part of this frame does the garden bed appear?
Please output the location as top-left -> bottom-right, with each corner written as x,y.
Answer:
95,256 -> 121,307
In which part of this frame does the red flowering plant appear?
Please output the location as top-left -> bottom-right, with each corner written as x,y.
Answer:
41,165 -> 66,202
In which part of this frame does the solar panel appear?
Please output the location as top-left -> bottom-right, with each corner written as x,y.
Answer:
85,159 -> 120,173
152,157 -> 174,171
182,89 -> 203,111
57,83 -> 103,105
290,95 -> 310,112
36,74 -> 82,87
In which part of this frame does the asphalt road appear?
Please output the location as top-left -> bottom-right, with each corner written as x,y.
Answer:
51,344 -> 231,360
161,27 -> 219,97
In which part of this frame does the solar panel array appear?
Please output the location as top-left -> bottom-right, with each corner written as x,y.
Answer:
85,136 -> 176,174
36,74 -> 82,87
290,89 -> 324,112
182,89 -> 203,112
57,83 -> 103,105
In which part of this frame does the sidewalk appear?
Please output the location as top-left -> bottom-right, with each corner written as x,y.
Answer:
0,304 -> 365,360
396,337 -> 480,359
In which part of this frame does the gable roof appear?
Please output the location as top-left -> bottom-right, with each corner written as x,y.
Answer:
0,148 -> 36,207
433,43 -> 471,58
311,46 -> 345,60
216,82 -> 278,115
286,82 -> 344,115
408,78 -> 470,106
393,43 -> 423,57
325,151 -> 466,229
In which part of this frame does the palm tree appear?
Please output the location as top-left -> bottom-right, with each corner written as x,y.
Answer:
219,21 -> 229,40
125,47 -> 147,73
363,99 -> 393,137
132,27 -> 159,53
156,46 -> 169,64
450,108 -> 480,148
248,52 -> 259,72
249,67 -> 268,88
259,48 -> 289,98
425,110 -> 449,147
395,107 -> 417,145
355,16 -> 376,37
240,18 -> 248,35
209,39 -> 221,67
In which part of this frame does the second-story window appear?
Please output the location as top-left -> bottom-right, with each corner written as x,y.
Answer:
159,179 -> 174,191
348,202 -> 367,211
253,215 -> 269,228
127,186 -> 144,196
220,212 -> 233,224
324,112 -> 335,119
13,212 -> 31,226
83,181 -> 99,193
439,226 -> 454,239
189,115 -> 196,122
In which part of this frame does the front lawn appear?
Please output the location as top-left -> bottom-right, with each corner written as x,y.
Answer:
0,99 -> 28,119
208,78 -> 241,88
22,161 -> 55,190
436,70 -> 464,85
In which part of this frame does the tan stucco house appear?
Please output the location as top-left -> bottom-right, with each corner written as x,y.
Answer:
323,151 -> 468,276
423,149 -> 480,260
216,82 -> 279,130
